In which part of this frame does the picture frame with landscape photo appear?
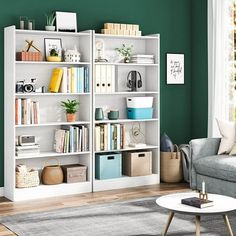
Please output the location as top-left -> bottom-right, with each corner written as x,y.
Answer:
44,38 -> 62,59
166,53 -> 184,85
56,11 -> 77,32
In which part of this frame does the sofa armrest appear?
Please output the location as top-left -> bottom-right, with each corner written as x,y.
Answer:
189,138 -> 220,189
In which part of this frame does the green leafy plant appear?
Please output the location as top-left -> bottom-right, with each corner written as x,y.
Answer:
115,44 -> 133,61
45,12 -> 56,26
61,99 -> 80,114
49,48 -> 59,57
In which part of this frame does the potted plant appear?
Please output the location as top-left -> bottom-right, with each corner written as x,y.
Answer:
115,44 -> 133,63
61,99 -> 80,122
47,48 -> 62,62
45,12 -> 56,31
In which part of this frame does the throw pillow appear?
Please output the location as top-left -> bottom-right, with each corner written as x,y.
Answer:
216,119 -> 235,154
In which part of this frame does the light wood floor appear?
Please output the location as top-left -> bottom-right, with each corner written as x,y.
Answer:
0,183 -> 189,236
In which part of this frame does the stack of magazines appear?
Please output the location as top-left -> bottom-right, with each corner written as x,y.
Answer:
15,144 -> 40,157
181,197 -> 214,209
130,54 -> 155,64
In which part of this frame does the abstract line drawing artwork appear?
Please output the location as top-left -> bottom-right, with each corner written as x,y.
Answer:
166,53 -> 184,84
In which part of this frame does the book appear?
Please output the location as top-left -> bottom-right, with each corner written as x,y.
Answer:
181,197 -> 214,209
59,67 -> 68,93
95,126 -> 101,151
49,68 -> 63,93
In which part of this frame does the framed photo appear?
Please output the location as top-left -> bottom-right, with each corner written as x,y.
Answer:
44,38 -> 62,58
166,53 -> 184,84
56,11 -> 77,32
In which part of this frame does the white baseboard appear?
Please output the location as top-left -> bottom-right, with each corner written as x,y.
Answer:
0,187 -> 4,197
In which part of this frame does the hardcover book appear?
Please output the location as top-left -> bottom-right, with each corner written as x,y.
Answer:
181,197 -> 213,209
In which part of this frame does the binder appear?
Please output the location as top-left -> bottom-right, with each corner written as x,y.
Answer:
106,65 -> 115,92
95,65 -> 101,93
100,65 -> 107,93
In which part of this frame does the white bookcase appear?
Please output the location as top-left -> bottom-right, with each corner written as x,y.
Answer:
4,26 -> 160,201
4,26 -> 93,201
92,33 -> 160,191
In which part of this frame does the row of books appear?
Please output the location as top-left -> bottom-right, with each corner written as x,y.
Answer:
130,54 -> 155,64
15,99 -> 40,125
49,67 -> 89,93
95,124 -> 126,151
54,125 -> 89,153
15,144 -> 40,157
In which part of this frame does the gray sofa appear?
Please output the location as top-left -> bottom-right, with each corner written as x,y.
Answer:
190,138 -> 236,198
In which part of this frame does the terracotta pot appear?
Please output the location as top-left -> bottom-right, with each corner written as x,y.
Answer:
66,113 -> 76,122
41,159 -> 63,185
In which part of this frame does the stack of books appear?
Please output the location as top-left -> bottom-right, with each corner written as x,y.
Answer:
181,197 -> 214,209
49,67 -> 89,93
15,144 -> 40,157
15,98 -> 40,125
130,54 -> 155,64
54,125 -> 89,153
95,124 -> 126,151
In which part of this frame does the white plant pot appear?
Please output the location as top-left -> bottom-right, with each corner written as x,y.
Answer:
45,25 -> 55,31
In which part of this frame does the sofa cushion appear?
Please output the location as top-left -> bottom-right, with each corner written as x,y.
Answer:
194,155 -> 236,183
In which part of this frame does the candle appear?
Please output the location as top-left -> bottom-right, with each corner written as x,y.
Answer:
28,21 -> 33,30
20,20 -> 24,29
202,181 -> 205,194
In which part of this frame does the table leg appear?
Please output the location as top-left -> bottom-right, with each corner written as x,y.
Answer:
162,211 -> 175,236
223,215 -> 234,236
196,215 -> 201,236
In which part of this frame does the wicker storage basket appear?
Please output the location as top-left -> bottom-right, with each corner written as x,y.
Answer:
16,170 -> 40,188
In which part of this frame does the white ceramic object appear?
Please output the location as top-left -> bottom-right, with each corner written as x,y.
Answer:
126,97 -> 153,108
64,46 -> 81,62
45,25 -> 55,31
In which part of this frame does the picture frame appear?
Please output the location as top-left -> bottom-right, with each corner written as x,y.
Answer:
166,53 -> 184,84
44,38 -> 62,58
56,11 -> 77,32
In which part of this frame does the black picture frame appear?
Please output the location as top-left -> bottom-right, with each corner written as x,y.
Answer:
44,38 -> 62,59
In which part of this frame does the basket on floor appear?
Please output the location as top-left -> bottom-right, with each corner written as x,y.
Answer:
16,170 -> 40,188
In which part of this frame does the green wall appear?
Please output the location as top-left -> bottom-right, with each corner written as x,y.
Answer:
0,0 -> 195,187
191,0 -> 208,138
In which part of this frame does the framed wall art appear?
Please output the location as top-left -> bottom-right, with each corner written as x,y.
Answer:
56,11 -> 77,32
166,53 -> 184,84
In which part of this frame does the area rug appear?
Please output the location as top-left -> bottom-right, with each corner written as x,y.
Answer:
0,197 -> 236,236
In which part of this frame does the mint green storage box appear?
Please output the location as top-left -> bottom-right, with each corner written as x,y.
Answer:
95,152 -> 122,179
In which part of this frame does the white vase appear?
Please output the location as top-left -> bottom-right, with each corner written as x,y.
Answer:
45,25 -> 55,31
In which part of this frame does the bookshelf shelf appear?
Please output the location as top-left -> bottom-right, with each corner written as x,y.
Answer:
95,33 -> 158,40
15,61 -> 90,65
15,92 -> 90,97
94,118 -> 158,124
95,91 -> 158,95
94,62 -> 158,67
15,121 -> 90,128
15,151 -> 91,159
95,145 -> 158,153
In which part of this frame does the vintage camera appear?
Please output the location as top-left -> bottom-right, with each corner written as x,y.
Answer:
16,78 -> 36,93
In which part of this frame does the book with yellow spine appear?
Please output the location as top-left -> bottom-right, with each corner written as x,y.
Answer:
49,68 -> 63,92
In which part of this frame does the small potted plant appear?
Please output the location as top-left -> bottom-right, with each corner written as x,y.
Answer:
61,99 -> 80,122
115,44 -> 133,63
47,48 -> 62,62
45,12 -> 56,31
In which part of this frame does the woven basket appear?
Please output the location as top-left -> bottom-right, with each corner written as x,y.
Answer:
16,170 -> 40,188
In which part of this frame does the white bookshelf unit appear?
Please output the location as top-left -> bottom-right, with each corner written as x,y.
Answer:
4,26 -> 160,201
92,33 -> 160,191
4,26 -> 93,201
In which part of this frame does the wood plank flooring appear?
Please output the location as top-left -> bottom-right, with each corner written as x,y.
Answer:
0,183 -> 189,236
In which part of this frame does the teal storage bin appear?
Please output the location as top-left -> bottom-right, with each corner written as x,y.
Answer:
95,152 -> 122,179
127,108 -> 153,119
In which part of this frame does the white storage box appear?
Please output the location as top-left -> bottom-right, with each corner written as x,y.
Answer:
126,97 -> 153,108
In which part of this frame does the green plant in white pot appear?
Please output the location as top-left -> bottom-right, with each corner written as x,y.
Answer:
45,12 -> 56,31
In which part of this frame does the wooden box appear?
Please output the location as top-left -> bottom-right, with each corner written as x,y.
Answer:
16,52 -> 43,61
61,164 -> 87,183
123,151 -> 152,177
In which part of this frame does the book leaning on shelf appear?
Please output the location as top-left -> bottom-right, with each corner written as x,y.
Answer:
49,67 -> 89,93
54,125 -> 89,153
15,98 -> 40,125
95,123 -> 126,151
181,197 -> 214,209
